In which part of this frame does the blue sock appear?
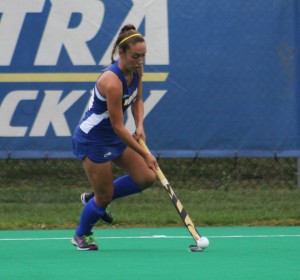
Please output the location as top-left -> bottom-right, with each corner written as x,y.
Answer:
113,175 -> 142,200
76,198 -> 106,236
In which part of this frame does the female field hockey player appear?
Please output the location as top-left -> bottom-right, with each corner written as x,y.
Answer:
71,24 -> 158,250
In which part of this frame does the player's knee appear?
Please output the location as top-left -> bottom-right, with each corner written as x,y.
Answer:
94,191 -> 113,207
140,172 -> 156,189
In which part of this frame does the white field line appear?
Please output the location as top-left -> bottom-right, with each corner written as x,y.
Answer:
0,234 -> 300,242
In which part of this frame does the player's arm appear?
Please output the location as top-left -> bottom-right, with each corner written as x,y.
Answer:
131,73 -> 145,140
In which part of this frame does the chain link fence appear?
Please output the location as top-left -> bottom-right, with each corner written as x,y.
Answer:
0,157 -> 297,190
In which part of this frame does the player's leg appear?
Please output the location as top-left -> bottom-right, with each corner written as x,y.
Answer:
105,146 -> 156,200
113,146 -> 156,191
82,157 -> 114,207
80,146 -> 156,204
73,158 -> 114,250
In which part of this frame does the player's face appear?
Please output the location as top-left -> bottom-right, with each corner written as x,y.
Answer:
123,42 -> 146,73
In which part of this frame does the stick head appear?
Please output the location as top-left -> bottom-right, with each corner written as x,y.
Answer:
189,245 -> 203,252
189,236 -> 210,252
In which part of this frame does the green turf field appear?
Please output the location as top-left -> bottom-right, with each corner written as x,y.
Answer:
1,226 -> 299,280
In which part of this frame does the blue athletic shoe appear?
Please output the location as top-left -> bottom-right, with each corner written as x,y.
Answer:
71,233 -> 98,250
80,192 -> 113,224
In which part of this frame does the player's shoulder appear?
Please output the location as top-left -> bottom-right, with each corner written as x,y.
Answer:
98,70 -> 122,92
100,70 -> 120,83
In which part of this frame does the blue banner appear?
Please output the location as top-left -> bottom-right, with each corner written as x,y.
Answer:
0,0 -> 299,158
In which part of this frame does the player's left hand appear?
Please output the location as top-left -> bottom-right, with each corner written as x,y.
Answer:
133,127 -> 145,141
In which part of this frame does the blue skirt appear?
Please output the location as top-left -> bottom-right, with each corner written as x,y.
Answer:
72,139 -> 127,163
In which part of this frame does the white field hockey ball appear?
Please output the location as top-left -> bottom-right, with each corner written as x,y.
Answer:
197,236 -> 209,249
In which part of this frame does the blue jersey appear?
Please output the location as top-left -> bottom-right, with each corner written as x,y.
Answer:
73,61 -> 139,145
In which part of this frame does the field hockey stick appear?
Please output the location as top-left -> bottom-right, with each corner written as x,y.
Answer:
138,138 -> 209,252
